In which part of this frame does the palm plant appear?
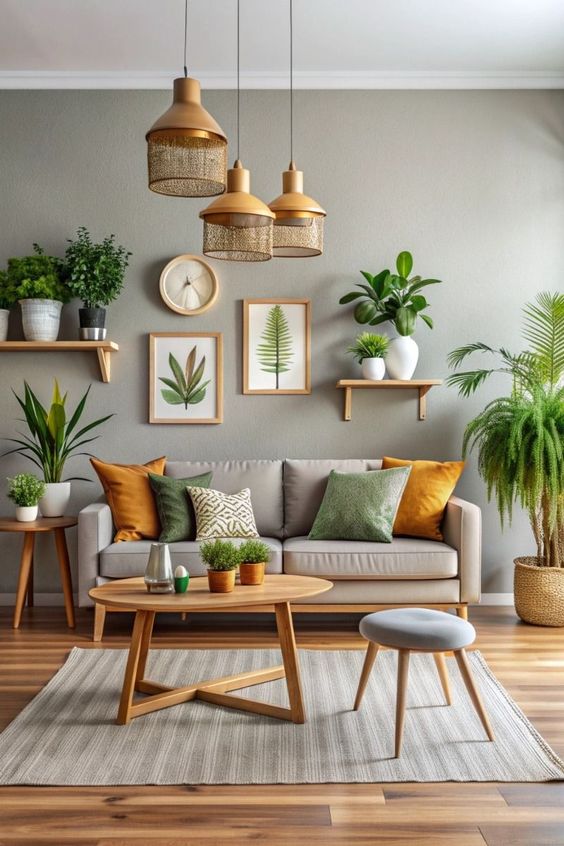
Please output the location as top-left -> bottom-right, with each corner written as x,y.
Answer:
257,305 -> 293,389
3,381 -> 113,482
159,347 -> 210,409
447,292 -> 564,568
347,332 -> 389,363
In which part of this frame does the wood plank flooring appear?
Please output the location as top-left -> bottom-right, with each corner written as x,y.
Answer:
0,606 -> 563,845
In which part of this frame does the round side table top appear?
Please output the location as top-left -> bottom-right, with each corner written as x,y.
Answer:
90,574 -> 333,612
0,516 -> 78,533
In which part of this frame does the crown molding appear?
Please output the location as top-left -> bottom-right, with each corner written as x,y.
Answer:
0,70 -> 563,90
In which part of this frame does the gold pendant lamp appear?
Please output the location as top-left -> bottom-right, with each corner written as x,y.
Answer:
200,0 -> 274,262
146,0 -> 227,197
269,0 -> 326,257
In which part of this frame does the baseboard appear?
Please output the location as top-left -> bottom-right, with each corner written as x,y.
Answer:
476,593 -> 514,606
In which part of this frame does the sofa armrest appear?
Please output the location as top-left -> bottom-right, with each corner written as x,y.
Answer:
442,496 -> 481,603
78,502 -> 113,607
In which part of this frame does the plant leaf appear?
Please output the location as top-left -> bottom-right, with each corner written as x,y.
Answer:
161,389 -> 185,405
396,251 -> 413,277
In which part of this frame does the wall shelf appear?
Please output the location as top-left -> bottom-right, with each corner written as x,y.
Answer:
336,379 -> 443,421
0,341 -> 119,383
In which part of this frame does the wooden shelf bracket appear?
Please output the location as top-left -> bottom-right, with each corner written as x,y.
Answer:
0,341 -> 119,383
336,379 -> 443,422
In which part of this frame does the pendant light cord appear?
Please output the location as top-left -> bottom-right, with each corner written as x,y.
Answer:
237,0 -> 241,160
183,0 -> 188,76
290,0 -> 293,163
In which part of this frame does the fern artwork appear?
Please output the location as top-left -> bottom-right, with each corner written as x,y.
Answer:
150,333 -> 222,424
159,346 -> 210,409
256,305 -> 294,390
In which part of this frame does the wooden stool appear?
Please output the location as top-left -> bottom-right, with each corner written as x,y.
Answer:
353,607 -> 494,757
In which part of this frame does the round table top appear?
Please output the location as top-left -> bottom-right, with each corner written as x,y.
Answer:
90,574 -> 333,612
0,516 -> 77,532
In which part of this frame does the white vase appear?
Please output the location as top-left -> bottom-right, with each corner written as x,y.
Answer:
20,299 -> 63,342
361,357 -> 385,380
39,482 -> 71,517
0,308 -> 9,341
15,505 -> 38,522
385,336 -> 419,380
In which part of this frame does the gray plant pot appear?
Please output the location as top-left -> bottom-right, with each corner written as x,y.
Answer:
79,307 -> 107,340
20,299 -> 62,342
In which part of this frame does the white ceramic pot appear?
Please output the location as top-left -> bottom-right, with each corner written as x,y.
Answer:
20,299 -> 63,342
15,505 -> 38,522
361,357 -> 386,380
0,308 -> 9,341
385,336 -> 419,380
39,482 -> 71,517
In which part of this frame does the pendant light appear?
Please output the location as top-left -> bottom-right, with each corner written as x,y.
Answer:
200,0 -> 274,262
268,0 -> 326,257
146,0 -> 227,197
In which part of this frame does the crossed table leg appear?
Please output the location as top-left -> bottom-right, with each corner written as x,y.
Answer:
116,601 -> 306,726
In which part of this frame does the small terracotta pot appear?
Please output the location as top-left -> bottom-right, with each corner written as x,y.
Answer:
207,569 -> 236,593
239,561 -> 266,586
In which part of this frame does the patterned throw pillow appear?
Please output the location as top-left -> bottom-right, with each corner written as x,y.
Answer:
187,486 -> 260,540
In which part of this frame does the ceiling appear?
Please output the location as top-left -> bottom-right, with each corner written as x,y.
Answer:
1,0 -> 564,89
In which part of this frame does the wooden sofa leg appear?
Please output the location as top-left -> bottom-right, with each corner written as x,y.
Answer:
456,606 -> 469,621
93,603 -> 107,642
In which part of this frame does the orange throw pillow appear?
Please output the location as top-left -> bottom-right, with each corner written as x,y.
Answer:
91,456 -> 166,542
381,456 -> 465,541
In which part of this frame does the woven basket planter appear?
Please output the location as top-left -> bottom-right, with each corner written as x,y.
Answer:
514,557 -> 564,627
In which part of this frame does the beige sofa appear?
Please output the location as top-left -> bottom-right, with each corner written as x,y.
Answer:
78,459 -> 481,637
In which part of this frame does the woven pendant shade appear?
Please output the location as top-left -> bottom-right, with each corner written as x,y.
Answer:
200,160 -> 274,262
269,163 -> 326,257
147,78 -> 227,197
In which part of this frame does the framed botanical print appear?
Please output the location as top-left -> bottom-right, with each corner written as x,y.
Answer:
149,333 -> 223,424
243,298 -> 311,395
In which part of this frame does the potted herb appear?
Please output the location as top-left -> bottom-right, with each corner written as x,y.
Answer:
1,244 -> 70,341
238,539 -> 271,585
0,270 -> 18,341
340,250 -> 441,380
447,292 -> 564,626
7,473 -> 46,522
3,380 -> 113,516
347,332 -> 389,380
65,227 -> 131,340
200,539 -> 241,593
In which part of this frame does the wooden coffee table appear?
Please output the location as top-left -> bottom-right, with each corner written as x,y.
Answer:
90,574 -> 332,726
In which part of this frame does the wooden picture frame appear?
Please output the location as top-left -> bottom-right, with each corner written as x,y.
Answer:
149,333 -> 223,424
243,298 -> 311,395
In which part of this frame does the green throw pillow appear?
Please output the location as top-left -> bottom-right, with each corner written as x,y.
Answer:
308,467 -> 411,543
149,472 -> 213,543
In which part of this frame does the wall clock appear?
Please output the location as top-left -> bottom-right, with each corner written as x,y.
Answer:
159,254 -> 219,316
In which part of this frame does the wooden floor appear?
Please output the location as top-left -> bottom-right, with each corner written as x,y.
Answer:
0,606 -> 563,845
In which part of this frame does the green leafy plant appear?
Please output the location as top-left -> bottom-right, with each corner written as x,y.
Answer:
2,380 -> 113,483
0,271 -> 19,310
159,347 -> 210,409
347,332 -> 389,363
238,539 -> 272,564
0,244 -> 70,303
7,473 -> 46,507
257,304 -> 293,389
200,539 -> 241,571
447,291 -> 564,568
339,250 -> 441,336
65,227 -> 131,308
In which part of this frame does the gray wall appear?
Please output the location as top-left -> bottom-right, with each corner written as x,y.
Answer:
0,89 -> 563,597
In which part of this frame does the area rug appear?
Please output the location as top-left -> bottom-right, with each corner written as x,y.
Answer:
1,647 -> 563,784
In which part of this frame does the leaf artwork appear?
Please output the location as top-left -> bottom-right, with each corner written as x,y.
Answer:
159,346 -> 210,410
256,305 -> 294,390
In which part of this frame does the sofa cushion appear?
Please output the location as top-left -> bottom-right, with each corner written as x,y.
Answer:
100,537 -> 283,579
166,460 -> 283,538
283,459 -> 382,537
90,456 -> 166,542
149,471 -> 212,543
282,536 -> 458,580
188,486 -> 259,540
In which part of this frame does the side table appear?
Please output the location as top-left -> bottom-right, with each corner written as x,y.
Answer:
0,516 -> 77,629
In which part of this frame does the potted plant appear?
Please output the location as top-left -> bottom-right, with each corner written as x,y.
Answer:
0,270 -> 18,341
339,250 -> 441,380
7,473 -> 46,522
1,244 -> 70,341
200,539 -> 241,593
65,227 -> 131,340
238,539 -> 271,585
3,380 -> 113,516
447,291 -> 564,626
347,332 -> 389,380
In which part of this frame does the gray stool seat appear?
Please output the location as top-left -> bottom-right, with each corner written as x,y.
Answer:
359,607 -> 476,652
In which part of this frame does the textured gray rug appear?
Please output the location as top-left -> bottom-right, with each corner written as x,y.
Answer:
1,647 -> 563,785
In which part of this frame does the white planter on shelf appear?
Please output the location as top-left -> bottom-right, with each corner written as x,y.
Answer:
0,308 -> 9,341
15,505 -> 38,522
385,336 -> 419,380
361,357 -> 385,380
39,482 -> 71,517
19,299 -> 63,341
